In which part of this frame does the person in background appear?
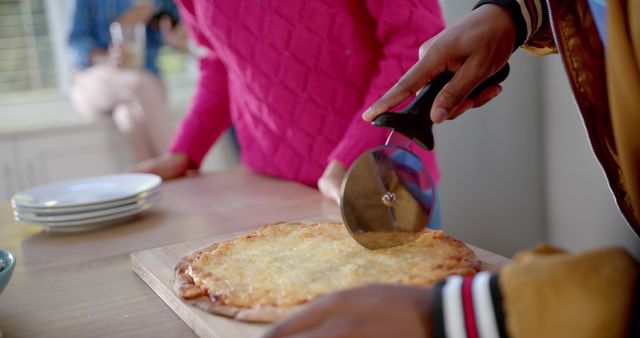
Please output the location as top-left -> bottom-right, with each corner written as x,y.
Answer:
263,0 -> 640,337
69,0 -> 185,161
130,0 -> 445,224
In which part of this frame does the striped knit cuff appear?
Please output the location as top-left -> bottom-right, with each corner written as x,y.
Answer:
432,272 -> 508,338
473,0 -> 544,49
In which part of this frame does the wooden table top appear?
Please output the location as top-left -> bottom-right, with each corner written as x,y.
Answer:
0,168 -> 508,337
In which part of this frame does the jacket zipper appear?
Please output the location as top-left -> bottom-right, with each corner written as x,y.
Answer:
544,0 -> 636,233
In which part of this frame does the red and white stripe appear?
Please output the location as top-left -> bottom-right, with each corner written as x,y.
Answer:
514,0 -> 544,40
437,272 -> 504,338
472,272 -> 501,338
442,275 -> 467,338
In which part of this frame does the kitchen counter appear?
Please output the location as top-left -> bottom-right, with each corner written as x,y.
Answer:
0,168 -> 508,337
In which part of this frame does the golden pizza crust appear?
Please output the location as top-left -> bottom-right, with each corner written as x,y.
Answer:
174,222 -> 480,323
174,242 -> 298,322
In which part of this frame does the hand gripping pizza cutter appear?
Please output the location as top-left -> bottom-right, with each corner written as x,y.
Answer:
340,64 -> 511,250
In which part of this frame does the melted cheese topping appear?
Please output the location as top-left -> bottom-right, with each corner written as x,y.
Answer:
190,223 -> 478,308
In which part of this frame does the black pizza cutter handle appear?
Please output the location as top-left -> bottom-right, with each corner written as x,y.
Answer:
372,63 -> 511,150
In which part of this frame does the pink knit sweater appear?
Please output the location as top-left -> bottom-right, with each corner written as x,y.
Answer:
170,0 -> 444,186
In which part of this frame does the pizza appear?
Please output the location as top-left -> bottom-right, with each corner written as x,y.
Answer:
173,222 -> 480,322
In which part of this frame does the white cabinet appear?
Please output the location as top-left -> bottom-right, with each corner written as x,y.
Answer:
16,125 -> 134,189
0,123 -> 135,201
0,119 -> 240,202
0,139 -> 22,200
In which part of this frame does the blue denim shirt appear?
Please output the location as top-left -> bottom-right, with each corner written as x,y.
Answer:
68,0 -> 178,74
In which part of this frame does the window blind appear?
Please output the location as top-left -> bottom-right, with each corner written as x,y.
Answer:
0,0 -> 57,94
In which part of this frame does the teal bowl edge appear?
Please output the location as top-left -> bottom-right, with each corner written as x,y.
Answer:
0,249 -> 16,295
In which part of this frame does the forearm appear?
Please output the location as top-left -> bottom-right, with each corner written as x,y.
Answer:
500,246 -> 638,338
431,246 -> 639,338
169,111 -> 230,169
168,56 -> 231,168
329,0 -> 444,167
168,1 -> 230,167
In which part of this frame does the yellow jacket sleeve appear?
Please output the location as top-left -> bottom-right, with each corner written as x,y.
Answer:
500,246 -> 639,338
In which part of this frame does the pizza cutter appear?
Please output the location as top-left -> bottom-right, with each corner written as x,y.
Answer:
340,64 -> 510,250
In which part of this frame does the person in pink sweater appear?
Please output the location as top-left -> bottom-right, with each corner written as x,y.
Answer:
132,0 -> 444,210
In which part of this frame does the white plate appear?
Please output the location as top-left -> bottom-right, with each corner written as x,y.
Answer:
11,173 -> 161,209
15,201 -> 155,227
13,189 -> 160,215
15,194 -> 160,222
43,216 -> 139,233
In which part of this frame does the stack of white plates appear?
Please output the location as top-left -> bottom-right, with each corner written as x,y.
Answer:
11,173 -> 161,232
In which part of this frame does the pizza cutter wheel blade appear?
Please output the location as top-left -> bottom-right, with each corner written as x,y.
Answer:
340,145 -> 435,250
